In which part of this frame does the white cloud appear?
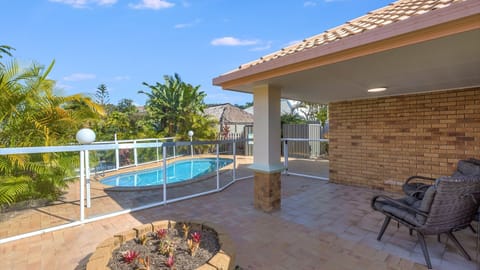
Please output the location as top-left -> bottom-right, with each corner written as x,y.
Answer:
129,0 -> 174,10
304,1 -> 317,7
98,0 -> 117,5
174,19 -> 201,29
175,23 -> 191,29
63,73 -> 96,81
211,37 -> 259,46
49,0 -> 86,8
49,0 -> 117,8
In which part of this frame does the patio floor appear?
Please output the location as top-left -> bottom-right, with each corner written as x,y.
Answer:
0,156 -> 328,239
0,173 -> 478,270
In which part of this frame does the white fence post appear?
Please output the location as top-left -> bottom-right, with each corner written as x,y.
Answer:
115,143 -> 120,171
283,140 -> 289,175
79,151 -> 85,221
233,141 -> 236,181
133,140 -> 138,166
163,146 -> 167,205
156,139 -> 159,162
85,150 -> 91,208
216,143 -> 220,190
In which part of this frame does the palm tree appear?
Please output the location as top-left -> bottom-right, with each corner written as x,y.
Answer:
0,59 -> 104,206
0,45 -> 14,68
139,73 -> 212,138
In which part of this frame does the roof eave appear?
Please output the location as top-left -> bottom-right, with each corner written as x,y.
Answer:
212,0 -> 480,90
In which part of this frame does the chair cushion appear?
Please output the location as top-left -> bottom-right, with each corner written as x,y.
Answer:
467,158 -> 480,166
373,186 -> 436,226
374,196 -> 426,226
383,204 -> 422,226
456,159 -> 480,176
415,185 -> 436,223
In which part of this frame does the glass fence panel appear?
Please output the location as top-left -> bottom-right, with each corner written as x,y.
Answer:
218,141 -> 234,189
163,145 -> 176,160
235,140 -> 254,179
284,140 -> 310,158
136,146 -> 159,164
174,144 -> 191,159
119,148 -> 135,168
86,151 -> 166,219
166,143 -> 219,201
91,149 -> 117,173
283,139 -> 329,179
0,152 -> 80,239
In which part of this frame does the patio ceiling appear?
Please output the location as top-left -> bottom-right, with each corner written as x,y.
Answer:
213,0 -> 480,104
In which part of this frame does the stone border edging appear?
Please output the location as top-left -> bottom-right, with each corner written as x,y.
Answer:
86,220 -> 236,270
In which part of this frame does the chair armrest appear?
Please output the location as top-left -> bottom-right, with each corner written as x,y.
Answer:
405,175 -> 436,185
403,176 -> 436,197
371,195 -> 428,217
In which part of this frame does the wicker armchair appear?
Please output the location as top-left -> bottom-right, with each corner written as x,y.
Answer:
402,158 -> 480,199
372,176 -> 480,269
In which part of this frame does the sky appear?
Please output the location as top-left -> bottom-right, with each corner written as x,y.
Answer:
1,0 -> 394,106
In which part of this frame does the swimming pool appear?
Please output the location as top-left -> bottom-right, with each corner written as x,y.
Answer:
100,158 -> 233,187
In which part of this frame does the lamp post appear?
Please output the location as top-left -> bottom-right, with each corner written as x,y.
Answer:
76,128 -> 96,220
188,130 -> 194,158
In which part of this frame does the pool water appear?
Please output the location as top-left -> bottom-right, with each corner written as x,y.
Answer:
100,158 -> 233,187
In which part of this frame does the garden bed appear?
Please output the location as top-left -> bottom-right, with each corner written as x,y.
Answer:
86,220 -> 235,270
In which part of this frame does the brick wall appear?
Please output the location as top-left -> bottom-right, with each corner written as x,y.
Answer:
329,87 -> 480,192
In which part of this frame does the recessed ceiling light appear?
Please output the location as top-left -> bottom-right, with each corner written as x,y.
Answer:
367,87 -> 387,93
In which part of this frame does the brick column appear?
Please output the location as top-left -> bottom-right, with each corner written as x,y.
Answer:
254,171 -> 281,212
250,84 -> 284,212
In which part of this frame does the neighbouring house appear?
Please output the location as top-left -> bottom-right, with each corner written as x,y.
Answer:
205,103 -> 254,138
136,106 -> 146,114
245,99 -> 329,126
244,99 -> 301,116
213,0 -> 480,212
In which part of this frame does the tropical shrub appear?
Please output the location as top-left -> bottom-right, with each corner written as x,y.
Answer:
0,55 -> 103,207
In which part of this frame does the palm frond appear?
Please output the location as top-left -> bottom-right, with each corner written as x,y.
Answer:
0,176 -> 30,206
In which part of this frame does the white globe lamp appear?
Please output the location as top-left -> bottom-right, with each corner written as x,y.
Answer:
76,128 -> 96,144
188,130 -> 194,157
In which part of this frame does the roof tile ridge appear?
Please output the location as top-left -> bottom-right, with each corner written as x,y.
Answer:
236,0 -> 465,71
240,1 -> 402,69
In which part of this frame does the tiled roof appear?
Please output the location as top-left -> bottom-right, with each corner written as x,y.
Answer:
236,0 -> 467,71
205,103 -> 254,123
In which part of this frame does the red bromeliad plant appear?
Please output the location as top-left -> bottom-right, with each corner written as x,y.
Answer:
157,228 -> 175,256
191,232 -> 201,243
122,250 -> 139,264
165,255 -> 175,268
157,228 -> 167,239
187,232 -> 201,256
